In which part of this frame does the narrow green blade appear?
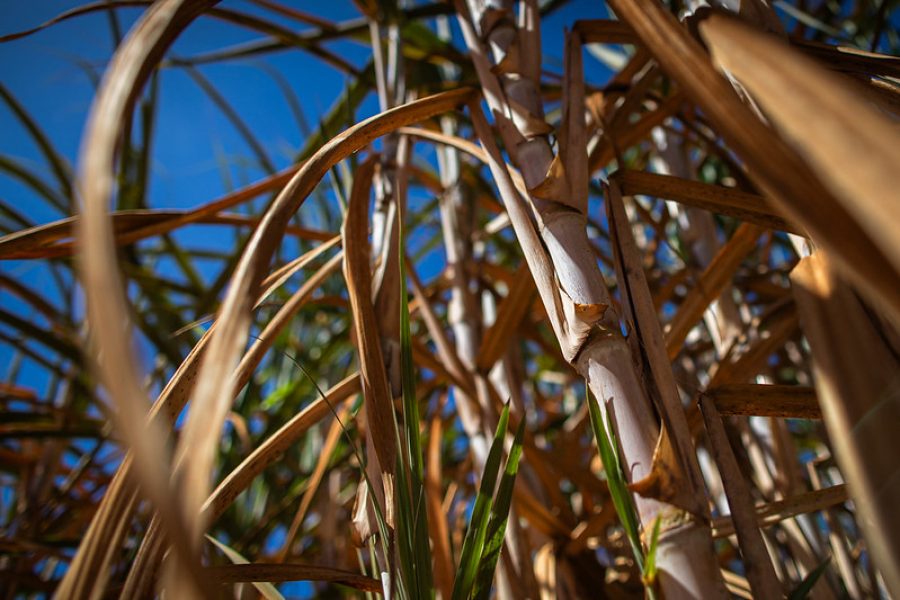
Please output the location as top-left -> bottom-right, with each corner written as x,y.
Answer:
396,214 -> 433,598
451,404 -> 511,600
587,389 -> 644,572
473,414 -> 526,600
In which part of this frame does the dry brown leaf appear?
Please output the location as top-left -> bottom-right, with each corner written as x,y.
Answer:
605,180 -> 709,517
549,29 -> 587,215
665,223 -> 763,359
605,0 -> 900,323
0,163 -> 298,259
74,1 -> 221,596
792,39 -> 900,80
706,384 -> 820,419
527,153 -> 570,204
792,252 -> 900,595
171,86 -> 474,565
698,392 -> 782,598
79,61 -> 471,592
573,19 -> 639,44
702,13 -> 900,298
204,563 -> 381,592
613,170 -> 799,233
628,427 -> 688,508
711,484 -> 849,539
342,155 -> 397,487
476,263 -> 536,373
426,411 -> 454,600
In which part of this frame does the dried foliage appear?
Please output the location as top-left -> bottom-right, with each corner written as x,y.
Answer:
1,1 -> 899,598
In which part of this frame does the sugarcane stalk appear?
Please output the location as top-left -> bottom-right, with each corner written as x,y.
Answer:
458,1 -> 728,596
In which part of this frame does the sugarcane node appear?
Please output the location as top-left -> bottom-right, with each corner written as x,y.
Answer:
479,6 -> 514,38
575,302 -> 608,320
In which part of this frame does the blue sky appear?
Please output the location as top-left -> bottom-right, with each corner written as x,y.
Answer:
0,0 -> 605,218
0,0 -> 368,213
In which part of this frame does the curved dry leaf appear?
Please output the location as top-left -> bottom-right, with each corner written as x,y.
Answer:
66,238 -> 342,596
701,13 -> 900,286
203,563 -> 381,593
791,252 -> 900,595
169,86 -> 473,561
76,1 -> 220,596
342,155 -> 396,484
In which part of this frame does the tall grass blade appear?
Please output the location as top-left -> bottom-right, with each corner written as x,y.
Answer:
473,416 -> 526,600
586,389 -> 643,573
451,404 -> 510,600
395,210 -> 434,598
